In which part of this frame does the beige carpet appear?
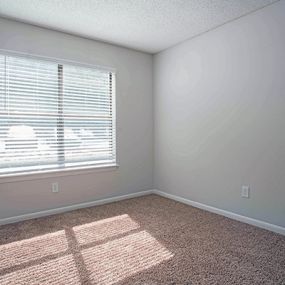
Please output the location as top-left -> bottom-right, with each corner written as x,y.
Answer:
0,194 -> 284,285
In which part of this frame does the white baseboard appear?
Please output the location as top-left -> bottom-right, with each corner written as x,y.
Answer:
0,189 -> 154,226
1,188 -> 284,236
153,189 -> 285,236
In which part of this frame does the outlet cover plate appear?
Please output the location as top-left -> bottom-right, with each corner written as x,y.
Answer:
241,185 -> 250,198
52,182 -> 59,193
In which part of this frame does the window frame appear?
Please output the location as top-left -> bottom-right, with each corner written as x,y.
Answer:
0,49 -> 118,180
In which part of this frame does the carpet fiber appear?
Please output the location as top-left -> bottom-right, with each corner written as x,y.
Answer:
0,194 -> 284,284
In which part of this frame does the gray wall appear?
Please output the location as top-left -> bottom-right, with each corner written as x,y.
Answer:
0,18 -> 153,219
154,1 -> 285,227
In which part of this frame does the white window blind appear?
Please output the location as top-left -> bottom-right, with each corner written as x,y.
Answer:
0,54 -> 116,175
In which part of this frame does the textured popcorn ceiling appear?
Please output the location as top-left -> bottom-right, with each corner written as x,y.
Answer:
0,0 -> 279,53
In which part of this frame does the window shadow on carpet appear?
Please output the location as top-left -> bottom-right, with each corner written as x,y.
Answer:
0,213 -> 174,285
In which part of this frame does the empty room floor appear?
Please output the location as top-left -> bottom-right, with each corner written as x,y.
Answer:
0,195 -> 284,285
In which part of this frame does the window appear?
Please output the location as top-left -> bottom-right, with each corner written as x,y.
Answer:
0,53 -> 116,175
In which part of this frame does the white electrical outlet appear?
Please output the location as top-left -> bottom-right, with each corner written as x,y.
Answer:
241,185 -> 250,198
52,182 -> 59,193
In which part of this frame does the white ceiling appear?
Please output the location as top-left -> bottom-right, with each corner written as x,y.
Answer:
0,0 -> 279,53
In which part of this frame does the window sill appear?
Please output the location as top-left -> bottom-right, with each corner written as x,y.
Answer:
0,163 -> 119,184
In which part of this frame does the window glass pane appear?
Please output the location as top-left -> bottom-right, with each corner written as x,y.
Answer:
0,55 -> 5,110
0,115 -> 58,173
5,56 -> 58,114
63,65 -> 111,116
63,117 -> 114,164
0,56 -> 59,173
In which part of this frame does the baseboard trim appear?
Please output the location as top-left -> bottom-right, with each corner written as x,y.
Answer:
1,189 -> 284,236
153,190 -> 285,236
0,189 -> 154,226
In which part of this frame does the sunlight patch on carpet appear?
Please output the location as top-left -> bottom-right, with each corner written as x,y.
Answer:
0,230 -> 68,271
0,254 -> 80,285
74,214 -> 140,245
82,230 -> 174,284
